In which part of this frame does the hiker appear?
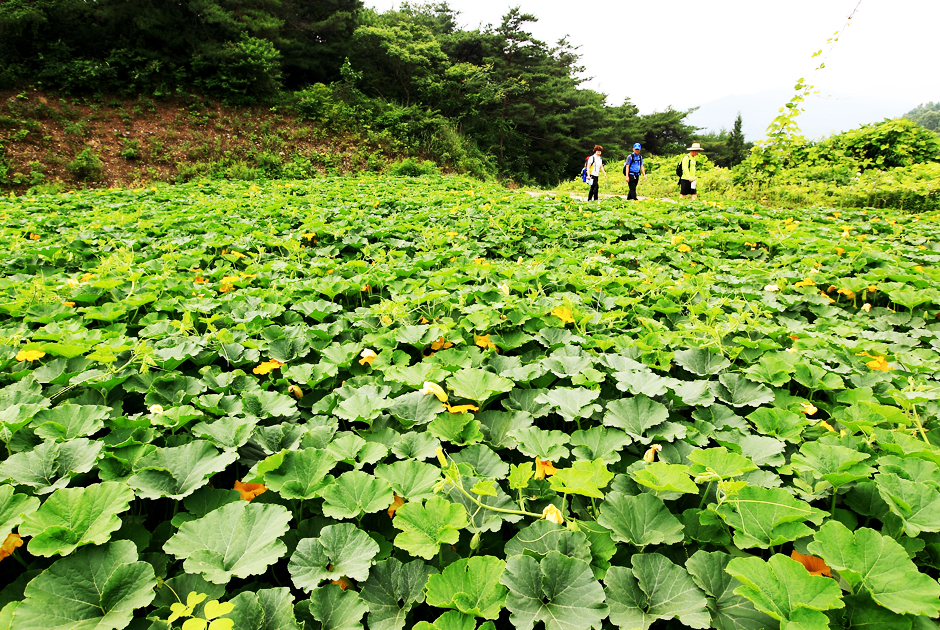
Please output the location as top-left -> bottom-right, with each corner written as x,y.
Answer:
679,142 -> 703,199
586,145 -> 607,201
624,143 -> 645,200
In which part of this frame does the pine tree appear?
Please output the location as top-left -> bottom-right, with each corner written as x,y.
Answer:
728,113 -> 746,166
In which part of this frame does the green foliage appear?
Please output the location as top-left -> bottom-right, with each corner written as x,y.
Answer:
904,101 -> 940,133
65,147 -> 103,181
1,177 -> 940,630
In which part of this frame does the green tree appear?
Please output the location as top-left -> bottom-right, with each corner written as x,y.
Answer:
903,102 -> 940,133
728,113 -> 747,165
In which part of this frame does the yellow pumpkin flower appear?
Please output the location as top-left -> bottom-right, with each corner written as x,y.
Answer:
677,244 -> 692,253
15,350 -> 45,362
861,303 -> 872,312
234,480 -> 267,501
446,404 -> 479,414
866,355 -> 891,372
475,334 -> 497,350
288,385 -> 303,399
534,457 -> 558,480
63,301 -> 76,307
799,402 -> 818,416
359,349 -> 378,366
430,336 -> 453,351
149,404 -> 164,414
835,247 -> 845,255
794,278 -> 816,288
643,444 -> 662,463
542,504 -> 564,525
550,306 -> 575,324
421,382 -> 448,403
819,421 -> 836,433
253,359 -> 285,375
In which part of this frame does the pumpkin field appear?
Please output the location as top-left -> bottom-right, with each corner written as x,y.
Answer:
1,176 -> 940,630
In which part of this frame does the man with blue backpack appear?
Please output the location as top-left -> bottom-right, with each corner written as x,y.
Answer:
623,143 -> 645,200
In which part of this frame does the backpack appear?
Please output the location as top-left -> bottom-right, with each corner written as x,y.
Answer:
624,153 -> 641,176
675,157 -> 684,178
581,155 -> 591,182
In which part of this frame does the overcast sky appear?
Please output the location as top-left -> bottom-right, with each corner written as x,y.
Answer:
363,0 -> 939,115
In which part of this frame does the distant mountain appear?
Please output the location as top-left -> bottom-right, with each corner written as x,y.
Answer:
685,88 -> 917,141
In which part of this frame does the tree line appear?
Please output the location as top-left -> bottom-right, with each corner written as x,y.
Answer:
0,1 -> 749,184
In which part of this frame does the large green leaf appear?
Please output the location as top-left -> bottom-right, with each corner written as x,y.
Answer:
745,407 -> 809,443
222,587 -> 302,630
191,415 -> 257,450
0,485 -> 40,540
725,554 -> 844,630
360,557 -> 437,630
685,550 -> 774,630
550,459 -> 613,498
263,448 -> 336,500
674,348 -> 731,376
31,404 -> 110,441
603,396 -> 669,444
446,368 -> 513,403
10,540 -> 156,630
715,374 -> 774,408
375,460 -> 441,501
127,440 -> 238,500
604,554 -> 709,630
0,438 -> 102,494
387,391 -> 446,428
289,523 -> 380,591
500,550 -> 608,630
506,427 -> 569,461
569,426 -> 632,464
450,445 -> 508,479
295,583 -> 368,630
535,388 -> 601,422
428,412 -> 484,446
504,520 -> 592,564
875,472 -> 940,537
687,447 -> 757,482
413,611 -> 489,630
425,556 -> 507,619
18,482 -> 134,557
321,470 -> 394,520
806,520 -> 940,616
791,442 -> 875,489
631,462 -> 698,495
714,486 -> 825,549
597,492 -> 684,547
393,496 -> 467,560
163,501 -> 292,584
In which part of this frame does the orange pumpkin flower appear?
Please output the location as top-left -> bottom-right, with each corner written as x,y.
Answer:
234,480 -> 267,501
791,550 -> 831,577
0,533 -> 23,562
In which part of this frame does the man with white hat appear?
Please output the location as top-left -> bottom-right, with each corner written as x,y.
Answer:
679,142 -> 704,199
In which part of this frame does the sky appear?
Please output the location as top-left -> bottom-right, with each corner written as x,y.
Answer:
363,0 -> 939,125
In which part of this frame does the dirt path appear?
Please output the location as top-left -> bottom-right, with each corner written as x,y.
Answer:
521,190 -> 677,203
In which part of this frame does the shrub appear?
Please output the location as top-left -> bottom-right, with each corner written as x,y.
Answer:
388,158 -> 438,177
65,148 -> 103,180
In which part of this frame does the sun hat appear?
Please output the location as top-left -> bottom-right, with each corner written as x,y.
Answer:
633,143 -> 641,149
687,142 -> 705,152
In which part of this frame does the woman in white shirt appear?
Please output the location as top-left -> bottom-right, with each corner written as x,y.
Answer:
586,144 -> 607,201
